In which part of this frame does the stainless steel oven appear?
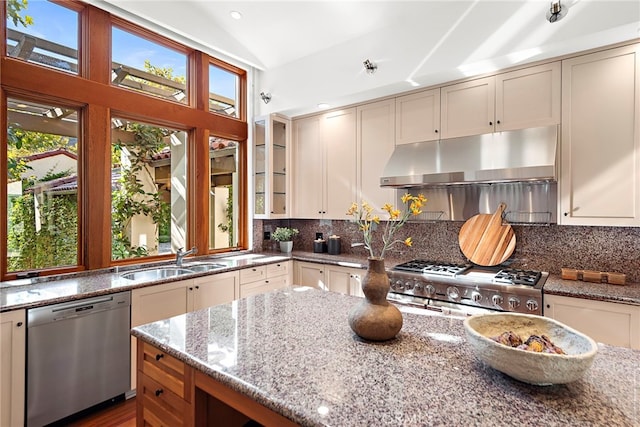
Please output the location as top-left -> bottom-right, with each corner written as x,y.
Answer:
387,260 -> 548,317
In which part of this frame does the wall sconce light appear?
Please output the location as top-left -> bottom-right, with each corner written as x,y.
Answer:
546,0 -> 568,23
363,59 -> 377,75
260,91 -> 272,104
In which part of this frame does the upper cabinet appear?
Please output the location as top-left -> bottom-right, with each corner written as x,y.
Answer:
357,99 -> 397,216
440,62 -> 560,139
254,114 -> 291,218
292,108 -> 357,219
560,44 -> 640,226
395,89 -> 440,144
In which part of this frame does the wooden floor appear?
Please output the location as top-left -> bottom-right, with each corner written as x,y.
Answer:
65,397 -> 136,427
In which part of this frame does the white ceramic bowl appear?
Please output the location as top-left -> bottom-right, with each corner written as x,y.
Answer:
463,312 -> 598,385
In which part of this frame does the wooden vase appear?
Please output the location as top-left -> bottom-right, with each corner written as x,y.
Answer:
348,257 -> 403,341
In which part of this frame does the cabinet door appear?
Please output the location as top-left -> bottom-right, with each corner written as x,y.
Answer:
495,62 -> 560,132
131,280 -> 189,327
191,271 -> 238,311
544,294 -> 640,349
323,108 -> 357,219
395,89 -> 440,144
295,261 -> 327,290
441,76 -> 495,139
240,275 -> 289,298
358,99 -> 397,216
1,310 -> 25,427
325,265 -> 364,296
560,44 -> 640,226
292,115 -> 323,218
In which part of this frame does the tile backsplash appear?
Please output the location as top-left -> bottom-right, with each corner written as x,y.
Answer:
255,219 -> 640,283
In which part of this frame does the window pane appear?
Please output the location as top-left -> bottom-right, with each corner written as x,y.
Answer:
111,118 -> 187,260
5,1 -> 78,74
209,64 -> 239,117
111,27 -> 188,103
209,137 -> 238,249
6,98 -> 80,272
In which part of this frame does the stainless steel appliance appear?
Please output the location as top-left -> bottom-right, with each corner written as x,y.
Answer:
387,260 -> 547,316
27,291 -> 131,427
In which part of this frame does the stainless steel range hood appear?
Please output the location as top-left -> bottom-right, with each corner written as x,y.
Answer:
380,126 -> 558,188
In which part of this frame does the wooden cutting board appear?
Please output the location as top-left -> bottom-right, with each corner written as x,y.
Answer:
458,203 -> 516,266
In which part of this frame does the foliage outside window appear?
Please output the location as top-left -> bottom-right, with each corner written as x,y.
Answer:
6,98 -> 79,272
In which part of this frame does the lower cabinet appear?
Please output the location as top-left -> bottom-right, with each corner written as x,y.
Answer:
239,261 -> 291,298
544,294 -> 640,350
137,340 -> 194,426
0,309 -> 26,427
131,271 -> 240,390
294,261 -> 364,296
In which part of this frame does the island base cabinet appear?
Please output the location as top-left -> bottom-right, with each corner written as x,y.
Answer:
544,294 -> 640,349
137,340 -> 194,427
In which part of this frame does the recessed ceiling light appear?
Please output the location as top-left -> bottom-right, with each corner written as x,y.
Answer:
230,10 -> 242,20
318,103 -> 330,109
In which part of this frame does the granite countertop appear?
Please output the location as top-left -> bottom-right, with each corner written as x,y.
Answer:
543,275 -> 640,306
132,287 -> 640,426
0,252 -> 291,312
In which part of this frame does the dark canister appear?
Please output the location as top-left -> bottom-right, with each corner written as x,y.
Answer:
328,235 -> 341,255
313,239 -> 326,253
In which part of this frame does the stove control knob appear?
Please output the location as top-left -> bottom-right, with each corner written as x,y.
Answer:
447,286 -> 460,301
526,299 -> 539,312
508,297 -> 521,310
424,284 -> 436,297
471,292 -> 482,303
491,295 -> 504,306
393,280 -> 403,291
414,282 -> 424,292
405,281 -> 414,291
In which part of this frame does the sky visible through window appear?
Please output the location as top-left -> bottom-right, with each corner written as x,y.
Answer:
7,0 -> 236,99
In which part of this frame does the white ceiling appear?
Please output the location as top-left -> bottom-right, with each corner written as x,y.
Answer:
94,1 -> 640,116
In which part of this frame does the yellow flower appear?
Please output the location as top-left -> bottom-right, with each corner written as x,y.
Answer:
372,215 -> 380,224
401,193 -> 411,203
404,237 -> 413,247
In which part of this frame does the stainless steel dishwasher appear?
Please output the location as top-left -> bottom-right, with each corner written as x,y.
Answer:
27,291 -> 131,427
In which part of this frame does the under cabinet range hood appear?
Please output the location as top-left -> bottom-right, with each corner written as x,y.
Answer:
380,126 -> 558,188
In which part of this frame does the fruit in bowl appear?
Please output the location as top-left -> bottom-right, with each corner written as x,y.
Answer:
463,312 -> 598,385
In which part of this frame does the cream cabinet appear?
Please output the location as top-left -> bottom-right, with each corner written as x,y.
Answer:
560,44 -> 640,226
395,89 -> 440,144
441,62 -> 560,139
1,310 -> 26,427
131,272 -> 239,389
239,261 -> 291,298
254,114 -> 291,218
544,294 -> 640,350
294,261 -> 364,296
293,108 -> 357,219
357,99 -> 397,216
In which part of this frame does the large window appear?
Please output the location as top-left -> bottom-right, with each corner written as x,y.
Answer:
111,118 -> 187,260
6,97 -> 80,272
112,26 -> 188,104
2,1 -> 248,279
5,0 -> 78,74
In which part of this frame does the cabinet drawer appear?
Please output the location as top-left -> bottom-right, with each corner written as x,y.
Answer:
138,371 -> 189,427
139,342 -> 189,400
240,266 -> 266,284
266,261 -> 289,278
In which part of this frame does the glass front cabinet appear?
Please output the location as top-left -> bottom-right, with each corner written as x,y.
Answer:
254,114 -> 291,218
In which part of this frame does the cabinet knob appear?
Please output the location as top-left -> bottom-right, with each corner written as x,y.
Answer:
189,287 -> 193,291
155,353 -> 164,361
195,285 -> 200,289
434,129 -> 438,133
155,389 -> 163,397
546,304 -> 551,309
16,322 -> 23,327
497,120 -> 501,124
564,212 -> 568,216
489,121 -> 493,126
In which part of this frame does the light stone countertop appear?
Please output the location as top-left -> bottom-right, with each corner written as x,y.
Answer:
131,287 -> 639,427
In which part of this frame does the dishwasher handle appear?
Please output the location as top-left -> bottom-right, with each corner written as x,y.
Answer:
28,291 -> 131,327
51,296 -> 115,313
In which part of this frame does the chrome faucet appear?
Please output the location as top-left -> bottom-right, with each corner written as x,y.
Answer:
176,246 -> 197,266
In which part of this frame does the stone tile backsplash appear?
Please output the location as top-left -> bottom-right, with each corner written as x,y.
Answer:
255,219 -> 640,283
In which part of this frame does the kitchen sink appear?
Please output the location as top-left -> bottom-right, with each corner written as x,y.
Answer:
120,263 -> 228,281
120,267 -> 195,281
182,262 -> 228,272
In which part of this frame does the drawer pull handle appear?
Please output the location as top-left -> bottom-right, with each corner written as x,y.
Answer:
155,389 -> 163,397
155,353 -> 164,361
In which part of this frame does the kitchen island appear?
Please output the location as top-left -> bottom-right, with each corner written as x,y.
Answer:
131,287 -> 639,426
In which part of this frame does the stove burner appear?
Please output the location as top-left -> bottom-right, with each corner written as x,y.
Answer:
493,269 -> 542,286
393,260 -> 470,277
